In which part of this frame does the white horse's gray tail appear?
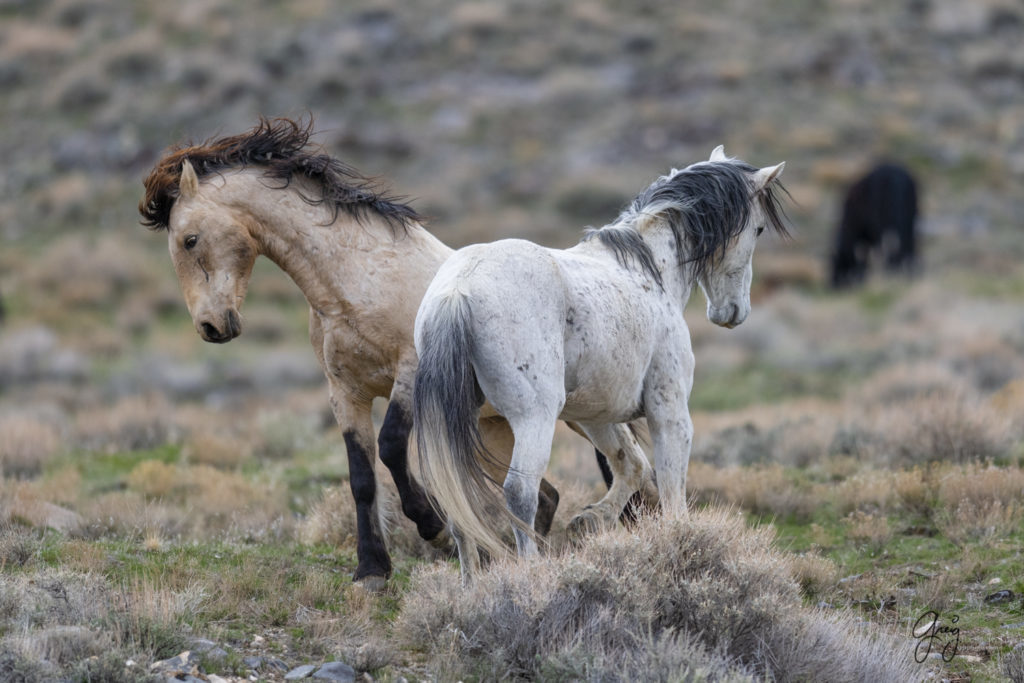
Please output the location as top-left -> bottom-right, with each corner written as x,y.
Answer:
413,292 -> 510,561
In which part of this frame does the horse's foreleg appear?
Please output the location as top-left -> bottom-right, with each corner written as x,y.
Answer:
567,422 -> 653,539
646,398 -> 693,517
645,348 -> 695,517
331,391 -> 391,589
377,401 -> 447,545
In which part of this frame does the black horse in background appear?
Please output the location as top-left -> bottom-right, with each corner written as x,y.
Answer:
830,162 -> 919,288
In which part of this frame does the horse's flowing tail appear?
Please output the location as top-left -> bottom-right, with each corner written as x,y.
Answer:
413,291 -> 510,561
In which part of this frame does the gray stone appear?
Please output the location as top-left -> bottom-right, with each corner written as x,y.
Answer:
984,589 -> 1015,604
205,647 -> 229,661
313,661 -> 356,682
243,655 -> 264,669
188,638 -> 218,653
285,664 -> 318,680
150,650 -> 200,672
266,658 -> 291,673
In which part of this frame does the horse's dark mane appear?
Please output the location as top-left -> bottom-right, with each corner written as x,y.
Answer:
583,160 -> 790,287
139,116 -> 423,231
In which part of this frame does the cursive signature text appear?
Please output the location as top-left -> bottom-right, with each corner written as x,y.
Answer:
912,610 -> 960,663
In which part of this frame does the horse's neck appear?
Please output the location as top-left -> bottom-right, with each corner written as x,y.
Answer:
232,175 -> 451,316
636,220 -> 695,307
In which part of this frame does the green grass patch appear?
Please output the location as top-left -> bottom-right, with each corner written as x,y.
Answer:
692,362 -> 850,411
61,444 -> 183,492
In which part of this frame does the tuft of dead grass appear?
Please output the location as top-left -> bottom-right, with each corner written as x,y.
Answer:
882,392 -> 1012,465
182,431 -> 251,469
689,462 -> 818,520
74,396 -> 177,453
841,510 -> 892,550
0,414 -> 62,478
397,509 -> 915,682
934,463 -> 1024,545
1003,645 -> 1024,683
788,552 -> 839,598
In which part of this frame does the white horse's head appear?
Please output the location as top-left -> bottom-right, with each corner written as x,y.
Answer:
699,147 -> 785,329
165,159 -> 258,343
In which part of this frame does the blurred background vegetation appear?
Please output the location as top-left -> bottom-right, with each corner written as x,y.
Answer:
3,0 -> 1023,413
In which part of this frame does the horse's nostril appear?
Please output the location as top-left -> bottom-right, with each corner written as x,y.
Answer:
201,322 -> 221,339
227,310 -> 241,338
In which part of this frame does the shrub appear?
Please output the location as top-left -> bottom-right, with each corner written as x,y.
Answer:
841,510 -> 892,550
1003,645 -> 1024,683
397,509 -> 916,681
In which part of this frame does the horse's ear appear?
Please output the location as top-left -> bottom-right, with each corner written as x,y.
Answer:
753,161 -> 785,190
179,159 -> 199,200
709,145 -> 727,162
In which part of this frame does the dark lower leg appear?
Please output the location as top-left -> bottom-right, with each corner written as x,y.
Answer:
535,478 -> 560,536
343,431 -> 391,581
377,402 -> 446,541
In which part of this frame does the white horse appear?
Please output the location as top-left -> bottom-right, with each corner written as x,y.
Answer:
413,147 -> 787,578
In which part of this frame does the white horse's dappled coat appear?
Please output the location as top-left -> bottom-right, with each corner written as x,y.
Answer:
414,148 -> 787,578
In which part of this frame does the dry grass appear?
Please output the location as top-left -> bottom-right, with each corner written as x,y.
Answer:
126,460 -> 179,499
880,391 -> 1012,466
397,509 -> 916,682
841,511 -> 892,550
934,463 -> 1024,545
1003,645 -> 1024,683
300,485 -> 356,548
300,480 -> 436,560
937,498 -> 1023,546
689,462 -> 818,520
0,414 -> 62,478
833,469 -> 895,515
182,431 -> 252,469
74,396 -> 178,454
787,552 -> 839,598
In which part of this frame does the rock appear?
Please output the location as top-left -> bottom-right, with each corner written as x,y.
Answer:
285,664 -> 318,680
984,589 -> 1014,604
206,647 -> 229,661
313,661 -> 356,682
266,658 -> 290,673
243,656 -> 264,670
149,650 -> 200,675
188,638 -> 218,653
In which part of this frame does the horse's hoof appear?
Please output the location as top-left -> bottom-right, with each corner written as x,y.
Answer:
353,575 -> 388,594
567,507 -> 605,543
427,526 -> 454,552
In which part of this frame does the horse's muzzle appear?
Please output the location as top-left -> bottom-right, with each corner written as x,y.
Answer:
709,303 -> 747,329
199,310 -> 242,343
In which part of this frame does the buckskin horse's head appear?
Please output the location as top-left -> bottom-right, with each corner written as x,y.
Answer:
164,159 -> 257,343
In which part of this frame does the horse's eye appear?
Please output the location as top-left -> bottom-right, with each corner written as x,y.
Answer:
184,234 -> 199,250
755,226 -> 765,237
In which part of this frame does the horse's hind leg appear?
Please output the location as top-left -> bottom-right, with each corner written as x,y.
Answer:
567,422 -> 655,541
504,414 -> 559,556
478,416 -> 560,536
377,399 -> 448,547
